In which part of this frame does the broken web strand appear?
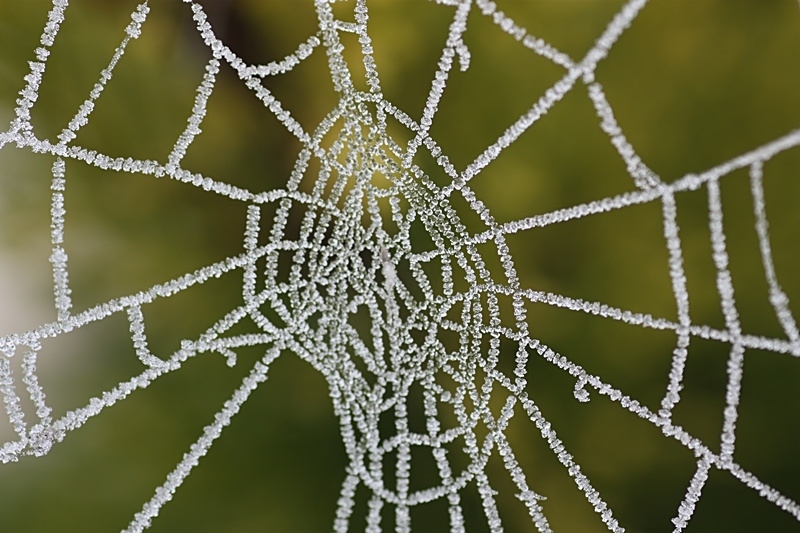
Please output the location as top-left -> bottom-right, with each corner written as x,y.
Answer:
516,333 -> 800,530
407,116 -> 800,530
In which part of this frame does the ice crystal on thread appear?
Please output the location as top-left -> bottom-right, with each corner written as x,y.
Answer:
1,0 -> 799,531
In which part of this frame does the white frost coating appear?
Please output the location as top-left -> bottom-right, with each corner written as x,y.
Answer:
0,357 -> 27,440
49,158 -> 72,322
446,0 -> 650,195
57,2 -> 151,146
0,0 -> 799,531
750,162 -> 800,347
21,343 -> 52,425
247,34 -> 322,77
671,455 -> 712,532
659,191 -> 691,417
707,179 -> 745,464
126,306 -> 166,369
588,82 -> 662,190
167,58 -> 220,169
123,350 -> 279,533
476,0 -> 575,70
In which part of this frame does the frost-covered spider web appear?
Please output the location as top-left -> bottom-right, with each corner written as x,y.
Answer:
1,0 -> 799,531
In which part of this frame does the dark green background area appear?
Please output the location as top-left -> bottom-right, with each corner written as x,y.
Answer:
0,1 -> 799,532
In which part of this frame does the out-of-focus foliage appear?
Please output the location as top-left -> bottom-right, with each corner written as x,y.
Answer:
0,1 -> 798,531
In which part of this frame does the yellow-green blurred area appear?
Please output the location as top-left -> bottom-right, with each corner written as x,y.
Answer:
0,0 -> 799,531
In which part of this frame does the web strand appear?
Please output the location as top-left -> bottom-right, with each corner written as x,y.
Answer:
1,0 -> 798,531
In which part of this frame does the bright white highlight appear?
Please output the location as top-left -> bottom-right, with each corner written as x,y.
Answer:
0,1 -> 798,531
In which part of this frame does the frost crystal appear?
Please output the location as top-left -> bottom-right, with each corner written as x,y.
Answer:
1,0 -> 799,531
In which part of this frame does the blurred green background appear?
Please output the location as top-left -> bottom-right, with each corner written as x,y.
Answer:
0,0 -> 799,531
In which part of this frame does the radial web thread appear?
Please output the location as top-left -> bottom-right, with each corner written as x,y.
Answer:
1,1 -> 799,532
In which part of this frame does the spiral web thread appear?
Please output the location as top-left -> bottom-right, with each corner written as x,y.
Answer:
1,1 -> 799,531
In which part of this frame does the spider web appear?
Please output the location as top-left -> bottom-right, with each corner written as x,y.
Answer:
1,0 -> 799,531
